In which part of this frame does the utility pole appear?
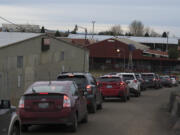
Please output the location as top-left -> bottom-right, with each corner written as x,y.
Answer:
166,32 -> 169,52
92,21 -> 95,39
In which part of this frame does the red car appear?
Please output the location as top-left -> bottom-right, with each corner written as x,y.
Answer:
97,75 -> 130,102
18,81 -> 88,132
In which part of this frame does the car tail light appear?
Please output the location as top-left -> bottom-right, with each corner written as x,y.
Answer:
120,82 -> 124,86
153,78 -> 157,81
134,80 -> 137,83
86,85 -> 93,94
63,95 -> 71,108
97,82 -> 100,86
39,92 -> 49,95
18,96 -> 25,109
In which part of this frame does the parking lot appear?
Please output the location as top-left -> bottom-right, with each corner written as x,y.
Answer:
22,87 -> 177,135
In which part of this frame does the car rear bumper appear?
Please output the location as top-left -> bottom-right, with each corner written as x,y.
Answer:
19,108 -> 74,126
129,88 -> 139,93
101,89 -> 125,97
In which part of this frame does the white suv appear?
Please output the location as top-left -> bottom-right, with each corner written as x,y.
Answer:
116,73 -> 141,97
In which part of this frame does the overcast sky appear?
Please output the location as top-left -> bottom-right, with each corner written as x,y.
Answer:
0,0 -> 180,37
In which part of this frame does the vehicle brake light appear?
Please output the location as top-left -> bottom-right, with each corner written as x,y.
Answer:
68,74 -> 74,77
39,92 -> 49,95
63,95 -> 71,108
97,82 -> 100,86
108,75 -> 112,78
120,82 -> 124,85
86,85 -> 92,94
18,96 -> 25,109
134,80 -> 137,83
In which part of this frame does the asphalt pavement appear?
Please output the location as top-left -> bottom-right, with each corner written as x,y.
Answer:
23,87 -> 178,135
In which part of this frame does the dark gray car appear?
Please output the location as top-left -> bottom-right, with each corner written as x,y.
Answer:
57,72 -> 103,113
141,73 -> 161,89
160,75 -> 173,87
0,99 -> 21,135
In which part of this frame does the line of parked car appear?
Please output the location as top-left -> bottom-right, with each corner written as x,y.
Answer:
0,72 -> 179,135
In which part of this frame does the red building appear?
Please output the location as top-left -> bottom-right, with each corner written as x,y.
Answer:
87,38 -> 180,73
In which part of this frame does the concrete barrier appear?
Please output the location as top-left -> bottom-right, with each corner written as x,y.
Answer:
169,90 -> 180,131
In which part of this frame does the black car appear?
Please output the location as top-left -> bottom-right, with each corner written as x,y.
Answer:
0,99 -> 21,135
57,72 -> 103,113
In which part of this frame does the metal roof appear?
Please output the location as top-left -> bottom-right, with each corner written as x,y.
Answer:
0,32 -> 42,48
115,38 -> 149,50
68,34 -> 179,45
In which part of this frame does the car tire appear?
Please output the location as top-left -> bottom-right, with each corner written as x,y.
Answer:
10,123 -> 20,135
81,111 -> 88,123
97,95 -> 103,110
127,94 -> 130,100
97,103 -> 103,110
122,93 -> 127,102
21,125 -> 28,132
70,114 -> 78,132
89,100 -> 97,113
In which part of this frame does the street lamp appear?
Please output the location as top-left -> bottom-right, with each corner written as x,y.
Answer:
116,49 -> 125,71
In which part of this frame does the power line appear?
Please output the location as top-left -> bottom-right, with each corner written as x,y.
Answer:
0,16 -> 24,31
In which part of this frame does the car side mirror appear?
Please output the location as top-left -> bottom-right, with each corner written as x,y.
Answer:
0,100 -> 11,109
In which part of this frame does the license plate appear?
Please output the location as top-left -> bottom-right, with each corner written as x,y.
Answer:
106,85 -> 112,88
38,103 -> 49,109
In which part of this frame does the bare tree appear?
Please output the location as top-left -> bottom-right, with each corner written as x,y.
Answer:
110,25 -> 123,36
129,20 -> 144,36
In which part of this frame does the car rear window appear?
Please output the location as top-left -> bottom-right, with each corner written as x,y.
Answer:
160,76 -> 169,79
57,75 -> 87,88
135,75 -> 140,79
122,75 -> 134,80
141,74 -> 154,79
31,85 -> 67,93
99,77 -> 121,82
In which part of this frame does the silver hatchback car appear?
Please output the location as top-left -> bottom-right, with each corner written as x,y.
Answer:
0,99 -> 21,135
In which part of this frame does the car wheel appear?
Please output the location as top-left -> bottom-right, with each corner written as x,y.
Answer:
122,93 -> 127,102
81,111 -> 88,123
21,125 -> 28,132
135,93 -> 139,97
102,96 -> 106,101
97,96 -> 103,110
97,103 -> 103,110
127,94 -> 130,100
89,100 -> 97,113
10,123 -> 20,135
70,114 -> 78,132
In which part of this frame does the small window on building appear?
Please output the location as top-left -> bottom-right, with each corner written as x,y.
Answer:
41,38 -> 50,51
17,56 -> 23,68
0,74 -> 2,89
17,75 -> 22,88
60,51 -> 65,61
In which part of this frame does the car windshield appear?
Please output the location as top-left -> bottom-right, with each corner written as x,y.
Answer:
31,85 -> 66,93
57,75 -> 87,88
99,77 -> 121,82
122,75 -> 134,81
